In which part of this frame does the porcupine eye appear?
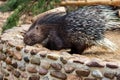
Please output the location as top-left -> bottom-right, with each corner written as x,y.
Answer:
36,27 -> 38,30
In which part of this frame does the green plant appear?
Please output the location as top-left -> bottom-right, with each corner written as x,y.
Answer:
0,0 -> 60,31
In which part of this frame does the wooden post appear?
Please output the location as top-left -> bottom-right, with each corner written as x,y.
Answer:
60,0 -> 120,6
118,10 -> 120,17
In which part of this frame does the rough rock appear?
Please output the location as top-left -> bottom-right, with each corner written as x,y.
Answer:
92,70 -> 103,78
30,57 -> 40,65
38,67 -> 48,75
64,65 -> 75,73
27,66 -> 37,73
51,63 -> 62,70
29,75 -> 40,80
76,69 -> 90,77
12,70 -> 21,78
50,71 -> 67,80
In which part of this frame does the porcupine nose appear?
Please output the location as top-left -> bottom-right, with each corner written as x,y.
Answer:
24,33 -> 32,45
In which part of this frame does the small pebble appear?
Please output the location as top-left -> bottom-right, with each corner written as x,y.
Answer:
47,54 -> 58,60
76,69 -> 90,77
27,66 -> 37,73
38,67 -> 48,75
0,74 -> 3,80
30,49 -> 39,55
5,57 -> 12,64
30,57 -> 40,65
12,70 -> 21,78
29,75 -> 40,80
92,70 -> 103,78
50,71 -> 67,80
0,53 -> 6,60
60,57 -> 67,64
24,56 -> 30,63
104,71 -> 116,79
42,76 -> 49,80
11,62 -> 18,68
106,63 -> 118,69
51,63 -> 62,70
64,65 -> 75,73
13,51 -> 22,60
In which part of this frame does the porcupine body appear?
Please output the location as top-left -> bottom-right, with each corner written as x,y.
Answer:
62,5 -> 119,53
24,5 -> 120,54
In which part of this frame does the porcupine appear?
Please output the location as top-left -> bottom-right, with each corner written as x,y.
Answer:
24,5 -> 120,54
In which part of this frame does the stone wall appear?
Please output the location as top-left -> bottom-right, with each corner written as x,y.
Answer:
0,24 -> 119,80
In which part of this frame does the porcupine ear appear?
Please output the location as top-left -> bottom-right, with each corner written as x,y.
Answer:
94,38 -> 118,51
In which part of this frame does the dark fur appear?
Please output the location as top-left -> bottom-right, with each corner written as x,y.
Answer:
24,5 -> 120,54
24,12 -> 67,48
